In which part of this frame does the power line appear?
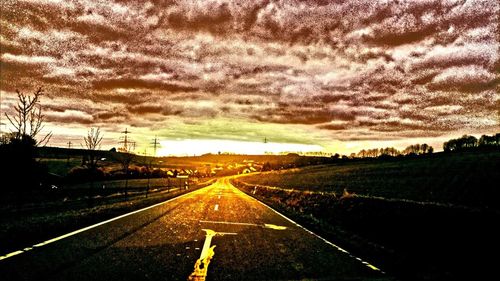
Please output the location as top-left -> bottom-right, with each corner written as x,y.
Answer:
118,128 -> 134,152
151,136 -> 159,156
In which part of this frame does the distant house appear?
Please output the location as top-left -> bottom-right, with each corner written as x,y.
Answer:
241,168 -> 255,174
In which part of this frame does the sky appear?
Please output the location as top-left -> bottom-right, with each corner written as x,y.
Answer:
1,0 -> 499,156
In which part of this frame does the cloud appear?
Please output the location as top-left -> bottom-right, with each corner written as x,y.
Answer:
1,0 -> 499,151
45,109 -> 94,124
1,53 -> 56,64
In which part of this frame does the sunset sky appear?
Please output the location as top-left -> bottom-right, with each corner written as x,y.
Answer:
1,0 -> 499,156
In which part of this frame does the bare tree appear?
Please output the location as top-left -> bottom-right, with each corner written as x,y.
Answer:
83,127 -> 103,169
4,87 -> 52,146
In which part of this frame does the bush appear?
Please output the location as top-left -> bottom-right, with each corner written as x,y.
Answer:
66,166 -> 105,182
0,135 -> 47,192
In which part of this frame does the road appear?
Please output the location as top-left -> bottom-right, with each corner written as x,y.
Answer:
1,177 -> 390,280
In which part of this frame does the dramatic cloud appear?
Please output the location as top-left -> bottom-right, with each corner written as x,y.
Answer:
1,0 -> 499,154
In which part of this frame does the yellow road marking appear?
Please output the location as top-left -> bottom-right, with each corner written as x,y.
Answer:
188,229 -> 236,281
263,224 -> 287,230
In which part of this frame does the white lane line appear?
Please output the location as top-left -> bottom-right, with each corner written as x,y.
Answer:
229,183 -> 385,274
214,204 -> 219,211
0,185 -> 212,261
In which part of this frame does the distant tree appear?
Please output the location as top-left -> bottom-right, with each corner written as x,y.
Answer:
421,143 -> 429,154
428,146 -> 434,154
444,135 -> 481,152
82,127 -> 103,169
365,148 -> 379,158
443,140 -> 454,152
478,134 -> 500,148
464,135 -> 477,148
357,149 -> 366,158
403,144 -> 425,155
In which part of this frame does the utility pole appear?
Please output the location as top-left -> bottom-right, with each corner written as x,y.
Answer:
118,128 -> 134,194
151,136 -> 159,156
119,128 -> 131,152
66,141 -> 72,166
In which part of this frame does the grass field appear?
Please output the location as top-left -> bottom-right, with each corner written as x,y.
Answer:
233,150 -> 500,280
66,177 -> 187,190
240,151 -> 500,208
37,147 -> 329,178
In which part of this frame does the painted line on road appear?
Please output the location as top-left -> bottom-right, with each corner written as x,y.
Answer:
229,183 -> 385,274
214,204 -> 219,211
199,220 -> 287,230
0,185 -> 213,261
200,220 -> 258,227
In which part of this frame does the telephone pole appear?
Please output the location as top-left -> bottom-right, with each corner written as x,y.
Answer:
67,141 -> 72,165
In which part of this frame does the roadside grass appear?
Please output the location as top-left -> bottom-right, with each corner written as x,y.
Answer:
240,151 -> 500,208
39,158 -> 82,176
66,177 -> 183,190
232,150 -> 500,280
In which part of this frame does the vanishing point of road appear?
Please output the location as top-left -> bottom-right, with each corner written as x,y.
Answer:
0,177 -> 390,280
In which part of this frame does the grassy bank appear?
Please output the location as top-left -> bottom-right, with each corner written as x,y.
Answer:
239,151 -> 500,209
232,151 -> 500,280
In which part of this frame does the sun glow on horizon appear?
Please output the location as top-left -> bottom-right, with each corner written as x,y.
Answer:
157,139 -> 323,156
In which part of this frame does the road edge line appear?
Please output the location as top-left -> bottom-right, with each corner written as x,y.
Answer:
229,179 -> 386,274
0,184 -> 214,261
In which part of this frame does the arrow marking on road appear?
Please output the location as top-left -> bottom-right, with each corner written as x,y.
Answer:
199,220 -> 287,230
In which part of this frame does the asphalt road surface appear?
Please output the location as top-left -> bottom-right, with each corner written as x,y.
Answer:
1,177 -> 391,281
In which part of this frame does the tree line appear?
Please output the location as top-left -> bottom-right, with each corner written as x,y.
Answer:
443,134 -> 500,152
352,133 -> 499,159
355,143 -> 434,159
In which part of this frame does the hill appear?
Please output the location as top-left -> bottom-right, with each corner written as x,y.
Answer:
239,150 -> 500,208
